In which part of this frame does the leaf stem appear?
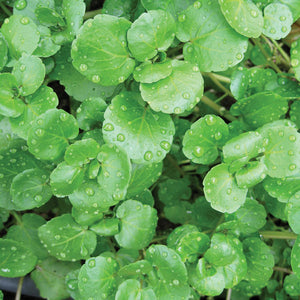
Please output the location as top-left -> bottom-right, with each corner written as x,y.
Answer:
204,72 -> 231,84
205,73 -> 233,97
226,288 -> 232,300
15,277 -> 24,300
201,95 -> 237,122
0,3 -> 12,16
273,266 -> 294,274
252,38 -> 282,73
83,9 -> 102,20
10,211 -> 22,225
260,230 -> 297,240
269,37 -> 291,65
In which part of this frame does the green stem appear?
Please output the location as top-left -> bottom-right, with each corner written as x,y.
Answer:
204,72 -> 231,84
260,230 -> 297,240
151,235 -> 169,243
83,8 -> 102,20
15,277 -> 24,300
0,3 -> 12,16
252,38 -> 282,73
10,211 -> 22,225
206,73 -> 233,97
201,95 -> 237,122
269,37 -> 291,65
226,288 -> 232,300
273,266 -> 293,274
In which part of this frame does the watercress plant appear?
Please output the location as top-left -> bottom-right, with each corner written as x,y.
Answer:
0,0 -> 300,299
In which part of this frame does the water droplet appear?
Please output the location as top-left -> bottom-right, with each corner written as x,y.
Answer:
85,187 -> 94,196
117,133 -> 125,142
15,0 -> 27,10
103,123 -> 114,131
80,246 -> 88,256
103,171 -> 110,177
236,53 -> 243,60
270,28 -> 276,34
289,164 -> 296,171
118,76 -> 125,83
193,1 -> 201,9
20,17 -> 29,25
234,144 -> 240,150
88,259 -> 96,268
92,75 -> 100,83
19,64 -> 26,72
226,188 -> 232,195
35,128 -> 44,137
67,279 -> 77,290
136,205 -> 141,210
54,235 -> 61,240
79,64 -> 87,72
144,151 -> 153,161
60,112 -> 68,121
193,146 -> 204,157
120,105 -> 127,111
182,92 -> 190,99
288,150 -> 294,156
291,59 -> 299,67
160,141 -> 170,151
289,135 -> 296,142
205,115 -> 216,125
214,132 -> 222,140
250,10 -> 258,17
34,195 -> 42,202
174,107 -> 182,114
178,14 -> 186,22
281,26 -> 287,33
280,16 -> 286,21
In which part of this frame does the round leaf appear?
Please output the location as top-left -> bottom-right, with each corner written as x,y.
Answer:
115,200 -> 158,249
10,168 -> 52,210
78,256 -> 119,299
284,274 -> 300,297
38,214 -> 97,261
290,100 -> 300,129
176,1 -> 248,72
71,14 -> 135,86
97,144 -> 131,201
140,60 -> 203,114
286,191 -> 300,234
0,36 -> 8,70
262,3 -> 293,39
146,244 -> 188,284
127,10 -> 176,61
1,15 -> 40,58
116,279 -> 155,300
27,109 -> 79,161
291,40 -> 300,81
90,218 -> 119,236
183,115 -> 229,165
102,92 -> 175,164
0,239 -> 37,277
9,85 -> 58,139
204,164 -> 248,213
219,0 -> 263,38
12,54 -> 45,96
118,260 -> 152,278
133,60 -> 172,83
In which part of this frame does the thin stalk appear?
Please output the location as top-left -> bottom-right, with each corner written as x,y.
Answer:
201,95 -> 237,122
252,38 -> 282,73
0,3 -> 12,16
204,72 -> 231,84
206,73 -> 233,97
269,37 -> 291,65
260,230 -> 297,240
83,9 -> 102,20
151,235 -> 169,243
273,266 -> 294,274
226,289 -> 232,300
10,211 -> 22,225
15,277 -> 24,300
173,54 -> 184,60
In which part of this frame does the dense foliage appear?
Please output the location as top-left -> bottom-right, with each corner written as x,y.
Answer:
0,0 -> 300,299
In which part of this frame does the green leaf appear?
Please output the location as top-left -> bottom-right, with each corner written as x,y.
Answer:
176,1 -> 248,72
12,54 -> 45,96
263,175 -> 300,203
118,260 -> 152,278
204,164 -> 248,213
273,0 -> 300,21
167,225 -> 210,263
78,255 -> 119,300
127,10 -> 175,61
286,191 -> 300,234
188,258 -> 225,296
0,73 -> 25,118
154,281 -> 191,300
27,109 -> 79,161
31,257 -> 80,300
133,60 -> 172,83
219,0 -> 263,38
68,180 -> 118,214
65,138 -> 101,167
103,0 -> 142,21
284,274 -> 300,296
71,206 -> 103,227
146,244 -> 188,284
50,45 -> 117,101
35,7 -> 65,27
71,14 -> 135,86
65,269 -> 84,300
230,92 -> 289,129
90,218 -> 120,237
0,239 -> 37,277
9,86 -> 58,139
291,40 -> 300,81
227,198 -> 267,235
243,237 -> 274,288
1,15 -> 40,58
5,213 -> 48,260
76,97 -> 107,131
97,144 -> 131,201
103,92 -> 175,164
126,162 -> 162,198
10,168 -> 52,210
183,114 -> 229,164
115,200 -> 158,249
235,161 -> 267,189
140,60 -> 203,114
262,3 -> 293,39
259,124 -> 300,178
290,101 -> 300,129
0,36 -> 8,70
0,290 -> 2,300
38,214 -> 97,261
291,235 -> 300,277
205,233 -> 243,267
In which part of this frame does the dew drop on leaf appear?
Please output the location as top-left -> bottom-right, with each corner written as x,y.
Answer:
79,64 -> 87,72
144,151 -> 153,161
20,17 -> 29,25
117,134 -> 125,142
160,141 -> 170,151
103,123 -> 114,131
178,14 -> 186,22
15,0 -> 27,10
